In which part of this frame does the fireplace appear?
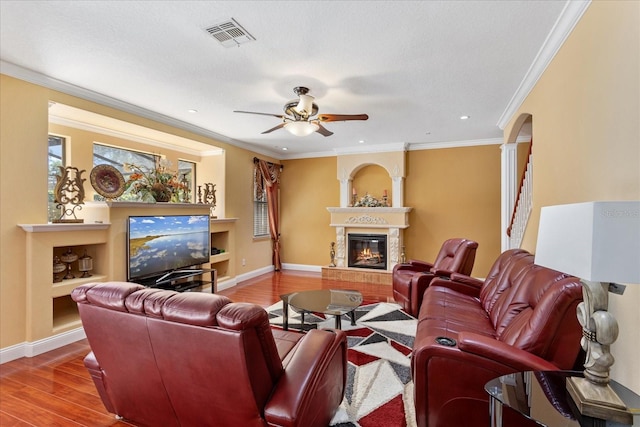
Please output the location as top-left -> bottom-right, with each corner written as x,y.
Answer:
348,233 -> 387,270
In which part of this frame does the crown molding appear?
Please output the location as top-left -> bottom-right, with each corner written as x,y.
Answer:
408,138 -> 503,151
334,142 -> 408,156
497,0 -> 591,130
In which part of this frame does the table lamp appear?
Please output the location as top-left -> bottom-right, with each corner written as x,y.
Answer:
535,201 -> 640,424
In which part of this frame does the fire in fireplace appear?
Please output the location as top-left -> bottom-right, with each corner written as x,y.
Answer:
348,234 -> 387,270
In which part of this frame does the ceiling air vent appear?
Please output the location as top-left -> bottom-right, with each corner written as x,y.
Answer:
204,18 -> 255,48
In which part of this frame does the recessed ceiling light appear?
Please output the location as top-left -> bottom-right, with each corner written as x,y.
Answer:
359,140 -> 365,144
460,115 -> 470,120
282,147 -> 288,151
188,109 -> 198,114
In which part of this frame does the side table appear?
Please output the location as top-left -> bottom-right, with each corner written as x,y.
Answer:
485,371 -> 640,427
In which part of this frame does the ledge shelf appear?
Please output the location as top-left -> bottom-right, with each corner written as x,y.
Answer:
19,223 -> 110,233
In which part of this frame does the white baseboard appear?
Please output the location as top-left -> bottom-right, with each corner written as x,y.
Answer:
235,265 -> 275,284
1,327 -> 86,364
281,263 -> 322,272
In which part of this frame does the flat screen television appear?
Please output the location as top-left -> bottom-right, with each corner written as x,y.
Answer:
127,214 -> 210,283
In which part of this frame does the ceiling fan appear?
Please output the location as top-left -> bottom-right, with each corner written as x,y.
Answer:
234,86 -> 369,137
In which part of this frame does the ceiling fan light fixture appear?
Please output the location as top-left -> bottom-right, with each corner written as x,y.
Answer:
294,94 -> 315,116
285,121 -> 319,137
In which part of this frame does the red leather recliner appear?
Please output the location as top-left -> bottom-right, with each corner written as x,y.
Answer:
72,282 -> 348,427
392,238 -> 478,316
411,249 -> 583,427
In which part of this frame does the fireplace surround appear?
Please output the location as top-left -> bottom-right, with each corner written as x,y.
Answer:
324,149 -> 411,282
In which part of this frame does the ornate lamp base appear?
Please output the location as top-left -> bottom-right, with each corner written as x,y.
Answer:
567,376 -> 632,425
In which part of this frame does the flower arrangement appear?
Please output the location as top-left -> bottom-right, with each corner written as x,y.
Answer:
123,160 -> 185,202
353,193 -> 388,207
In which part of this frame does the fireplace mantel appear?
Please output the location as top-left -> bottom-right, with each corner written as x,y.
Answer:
327,207 -> 412,229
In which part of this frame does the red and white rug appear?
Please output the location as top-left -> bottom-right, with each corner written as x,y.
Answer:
266,301 -> 417,427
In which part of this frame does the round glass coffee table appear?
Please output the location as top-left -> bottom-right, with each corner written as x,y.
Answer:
280,289 -> 363,331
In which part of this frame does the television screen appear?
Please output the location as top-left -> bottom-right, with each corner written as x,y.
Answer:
127,214 -> 210,282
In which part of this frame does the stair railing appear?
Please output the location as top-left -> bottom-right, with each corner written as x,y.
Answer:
507,143 -> 533,248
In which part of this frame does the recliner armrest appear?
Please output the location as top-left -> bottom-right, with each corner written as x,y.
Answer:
407,260 -> 435,271
457,332 -> 560,372
429,275 -> 483,297
394,260 -> 435,274
265,329 -> 347,427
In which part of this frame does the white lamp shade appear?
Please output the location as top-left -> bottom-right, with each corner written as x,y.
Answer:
284,121 -> 319,137
535,201 -> 640,284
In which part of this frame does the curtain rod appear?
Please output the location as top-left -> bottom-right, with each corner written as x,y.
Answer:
253,157 -> 283,169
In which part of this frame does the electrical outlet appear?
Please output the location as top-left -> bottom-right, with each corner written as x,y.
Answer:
242,258 -> 246,266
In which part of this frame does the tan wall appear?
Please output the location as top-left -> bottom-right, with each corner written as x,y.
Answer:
225,149 -> 279,273
0,74 -> 273,349
281,145 -> 502,277
404,145 -> 502,276
280,157 -> 338,266
505,1 -> 640,392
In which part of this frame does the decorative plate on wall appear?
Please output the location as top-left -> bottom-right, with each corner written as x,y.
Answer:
90,164 -> 125,199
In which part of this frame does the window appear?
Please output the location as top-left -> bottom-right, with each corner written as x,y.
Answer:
92,144 -> 159,201
47,135 -> 65,222
177,160 -> 195,203
253,168 -> 269,237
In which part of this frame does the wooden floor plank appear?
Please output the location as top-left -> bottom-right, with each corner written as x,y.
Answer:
0,271 -> 393,426
0,411 -> 35,427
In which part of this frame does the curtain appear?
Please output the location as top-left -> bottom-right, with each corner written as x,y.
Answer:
255,159 -> 282,271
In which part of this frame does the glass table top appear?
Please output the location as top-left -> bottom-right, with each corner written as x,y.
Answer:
282,289 -> 363,316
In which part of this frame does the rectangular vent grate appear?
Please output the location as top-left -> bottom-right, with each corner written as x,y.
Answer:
205,18 -> 255,48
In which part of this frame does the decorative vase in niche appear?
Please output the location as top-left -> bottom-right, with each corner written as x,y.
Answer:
151,183 -> 171,202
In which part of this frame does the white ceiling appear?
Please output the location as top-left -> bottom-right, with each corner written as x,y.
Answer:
0,1 -> 586,159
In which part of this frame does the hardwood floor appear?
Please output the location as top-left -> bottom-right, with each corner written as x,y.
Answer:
0,271 -> 393,426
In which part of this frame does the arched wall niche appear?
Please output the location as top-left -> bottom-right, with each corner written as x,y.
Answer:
352,164 -> 391,200
336,151 -> 406,208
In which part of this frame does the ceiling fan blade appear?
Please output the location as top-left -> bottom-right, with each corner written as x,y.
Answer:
315,123 -> 334,137
234,110 -> 285,119
261,123 -> 286,134
317,113 -> 369,122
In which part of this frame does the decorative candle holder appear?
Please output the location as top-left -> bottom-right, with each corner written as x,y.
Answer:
78,250 -> 93,278
53,256 -> 66,283
60,248 -> 78,280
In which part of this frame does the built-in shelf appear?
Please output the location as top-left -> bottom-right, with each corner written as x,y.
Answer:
210,218 -> 237,283
211,253 -> 230,263
52,295 -> 82,334
19,206 -> 237,356
52,274 -> 108,298
19,223 -> 110,232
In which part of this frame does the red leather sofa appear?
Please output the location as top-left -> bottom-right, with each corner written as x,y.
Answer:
411,249 -> 583,427
392,238 -> 478,316
71,282 -> 347,427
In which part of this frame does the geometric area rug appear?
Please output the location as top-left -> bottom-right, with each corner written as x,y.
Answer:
266,301 -> 418,427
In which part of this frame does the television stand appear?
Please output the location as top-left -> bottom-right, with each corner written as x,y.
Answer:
135,267 -> 217,293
